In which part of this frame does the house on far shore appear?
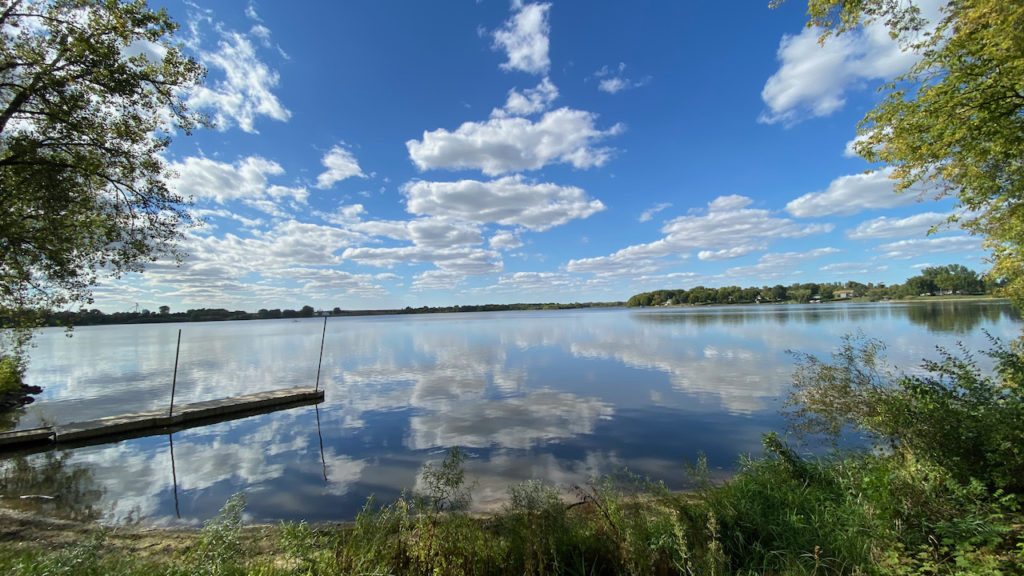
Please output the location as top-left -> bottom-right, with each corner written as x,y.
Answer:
835,289 -> 856,299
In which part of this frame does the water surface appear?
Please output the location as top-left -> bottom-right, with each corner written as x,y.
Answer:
2,301 -> 1018,525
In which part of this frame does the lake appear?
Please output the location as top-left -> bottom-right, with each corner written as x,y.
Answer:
1,301 -> 1019,525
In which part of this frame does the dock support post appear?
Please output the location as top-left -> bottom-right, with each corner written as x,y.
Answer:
315,316 -> 327,392
169,329 -> 181,417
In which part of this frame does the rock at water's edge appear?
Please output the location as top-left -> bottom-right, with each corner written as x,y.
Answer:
0,384 -> 43,412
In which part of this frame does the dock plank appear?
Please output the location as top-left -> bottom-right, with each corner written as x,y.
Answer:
0,387 -> 325,452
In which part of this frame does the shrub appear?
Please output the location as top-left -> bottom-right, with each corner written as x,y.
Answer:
788,334 -> 1024,494
0,355 -> 24,396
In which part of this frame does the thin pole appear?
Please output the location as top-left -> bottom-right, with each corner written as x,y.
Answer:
315,316 -> 327,392
169,329 -> 181,417
315,404 -> 328,484
169,434 -> 181,519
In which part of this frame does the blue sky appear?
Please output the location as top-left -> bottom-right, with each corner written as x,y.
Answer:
94,0 -> 984,312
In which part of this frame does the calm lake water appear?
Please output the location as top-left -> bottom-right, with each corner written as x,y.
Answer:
2,301 -> 1019,525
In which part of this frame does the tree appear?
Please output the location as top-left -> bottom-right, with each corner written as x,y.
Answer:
905,274 -> 936,296
777,0 -> 1024,306
771,284 -> 788,302
0,1 -> 206,369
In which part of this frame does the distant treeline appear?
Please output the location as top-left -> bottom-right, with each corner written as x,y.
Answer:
18,301 -> 625,328
627,264 -> 1000,307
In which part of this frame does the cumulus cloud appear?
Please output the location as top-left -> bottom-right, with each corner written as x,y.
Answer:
402,175 -> 605,231
492,77 -> 559,117
315,145 -> 366,189
407,108 -> 623,175
874,235 -> 982,260
490,230 -> 524,250
169,155 -> 307,207
567,195 -> 832,277
786,168 -> 921,218
760,24 -> 913,124
493,2 -> 551,75
847,212 -> 949,240
760,0 -> 944,124
406,219 -> 484,249
188,29 -> 290,133
137,219 -> 380,307
722,248 -> 841,280
497,271 -> 574,291
342,245 -> 499,269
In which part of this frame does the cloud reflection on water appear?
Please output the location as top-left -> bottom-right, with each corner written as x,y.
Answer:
6,303 -> 1019,524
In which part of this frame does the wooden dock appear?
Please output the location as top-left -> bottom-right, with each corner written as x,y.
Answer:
0,387 -> 325,453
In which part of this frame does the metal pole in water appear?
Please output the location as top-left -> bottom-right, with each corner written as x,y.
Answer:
169,329 -> 181,417
315,316 -> 327,392
169,433 -> 181,519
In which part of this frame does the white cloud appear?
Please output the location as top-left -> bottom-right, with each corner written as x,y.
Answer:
412,269 -> 470,291
407,219 -> 484,249
594,63 -> 651,95
847,212 -> 949,240
497,271 -> 573,291
638,202 -> 672,223
275,267 -> 386,296
188,29 -> 290,133
169,155 -> 308,206
874,235 -> 982,260
191,208 -> 264,229
490,230 -> 523,250
492,77 -> 559,117
786,168 -> 921,217
492,2 -> 551,75
697,245 -> 761,262
402,175 -> 605,231
760,1 -> 944,124
407,107 -> 623,175
568,195 -> 831,276
722,248 -> 841,280
138,220 -> 378,306
819,261 -> 883,275
315,145 -> 366,189
335,214 -> 485,251
342,245 -> 499,269
244,1 -> 261,21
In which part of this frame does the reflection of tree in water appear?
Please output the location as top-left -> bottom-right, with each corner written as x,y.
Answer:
630,302 -> 1019,334
0,405 -> 23,432
0,451 -> 104,522
904,302 -> 1018,334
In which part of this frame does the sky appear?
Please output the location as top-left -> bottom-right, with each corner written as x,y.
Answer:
92,0 -> 987,313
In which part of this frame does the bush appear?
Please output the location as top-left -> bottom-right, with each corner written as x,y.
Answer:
788,334 -> 1024,494
0,355 -> 24,396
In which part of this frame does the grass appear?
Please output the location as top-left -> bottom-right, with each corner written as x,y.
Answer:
1,444 -> 1021,576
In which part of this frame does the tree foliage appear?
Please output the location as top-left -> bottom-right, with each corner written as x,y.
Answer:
778,0 -> 1024,306
625,264 -> 991,306
0,1 -> 205,314
788,334 -> 1024,493
0,0 -> 206,361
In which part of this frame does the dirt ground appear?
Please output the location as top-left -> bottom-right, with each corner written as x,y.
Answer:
0,505 -> 199,555
0,504 -> 297,563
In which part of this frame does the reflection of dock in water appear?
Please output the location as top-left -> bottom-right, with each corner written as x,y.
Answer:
0,387 -> 325,454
